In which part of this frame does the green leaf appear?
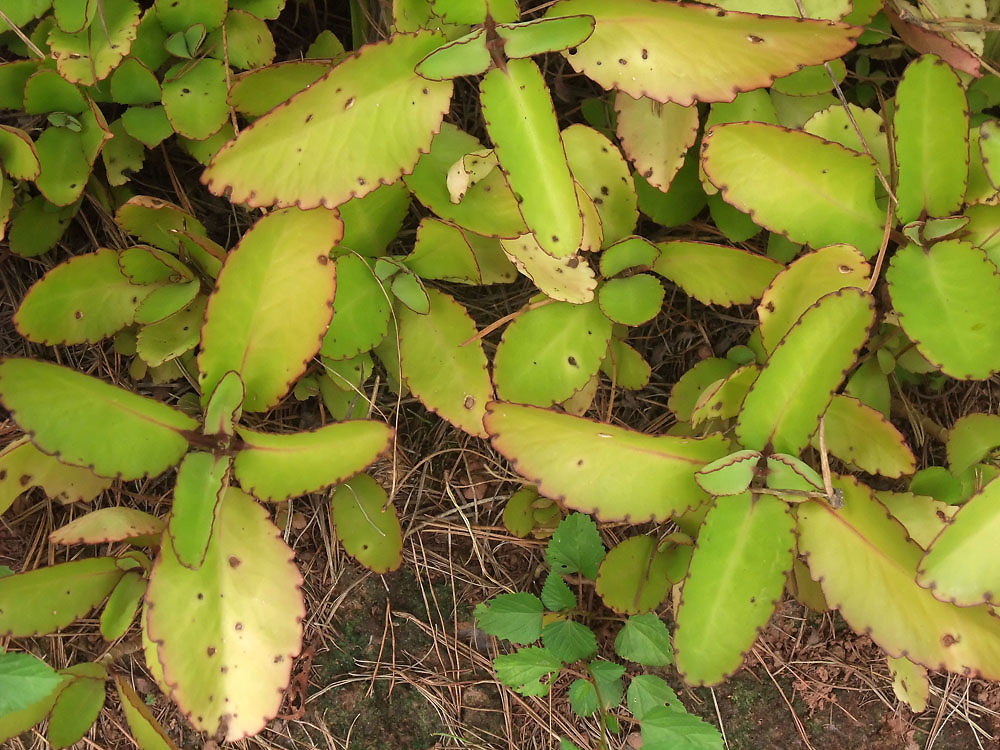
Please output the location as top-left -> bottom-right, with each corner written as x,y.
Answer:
627,674 -> 684,720
0,125 -> 39,180
103,119 -> 146,185
406,218 -> 516,284
234,421 -> 391,502
475,593 -> 544,645
548,0 -> 857,105
893,55 -> 969,224
115,676 -> 180,750
339,181 -> 411,257
205,31 -> 453,209
0,652 -> 64,716
615,613 -> 674,666
0,358 -> 197,480
499,15 -> 595,58
320,254 -> 390,360
641,705 -> 725,750
888,655 -> 929,714
229,60 -> 328,117
137,296 -> 207,369
818,395 -> 915,478
695,450 -> 760,497
674,493 -> 794,685
547,512 -> 605,579
145,487 -> 304,741
122,104 -> 174,148
0,558 -> 123,636
669,358 -> 738,423
568,677 -> 599,716
199,207 -> 340,412
690,364 -> 758,427
47,667 -> 106,748
154,0 -> 226,32
616,94 -> 698,193
481,58 -> 582,257
406,124 -> 527,238
397,288 -> 493,437
207,10 -> 275,70
135,279 -> 199,325
653,241 -> 781,306
602,336 -> 652,390
0,671 -> 66,744
168,452 -> 228,569
494,300 -> 612,406
110,56 -> 161,104
0,437 -> 112,515
877,490 -> 955,550
485,401 -> 728,521
596,536 -> 674,614
590,660 -> 626,709
598,274 -> 664,326
414,28 -> 490,80
8,195 -> 79,258
161,58 -> 228,140
562,124 -> 637,245
48,0 -> 140,87
948,414 -> 1000,475
803,103 -> 890,177
736,288 -> 875,454
917,476 -> 1000,605
542,619 -> 598,662
758,244 -> 869,354
49,507 -> 164,546
100,570 -> 147,641
330,473 -> 403,573
702,123 -> 884,257
541,572 -> 577,612
635,151 -> 707,227
600,236 -> 660,277
492,646 -> 562,696
887,240 -> 1000,380
798,475 -> 1000,681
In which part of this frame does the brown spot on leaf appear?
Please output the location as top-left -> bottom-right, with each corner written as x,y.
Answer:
464,395 -> 475,409
317,254 -> 328,265
747,34 -> 764,43
344,97 -> 355,109
235,622 -> 244,631
228,556 -> 241,568
74,311 -> 83,319
942,633 -> 959,647
305,113 -> 313,123
207,646 -> 216,656
19,474 -> 31,486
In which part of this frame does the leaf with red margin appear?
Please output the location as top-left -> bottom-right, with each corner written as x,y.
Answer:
484,401 -> 729,522
547,0 -> 858,106
198,207 -> 340,412
203,31 -> 453,209
798,475 -> 1000,680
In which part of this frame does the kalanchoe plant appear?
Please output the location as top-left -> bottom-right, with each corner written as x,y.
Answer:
0,205 -> 394,743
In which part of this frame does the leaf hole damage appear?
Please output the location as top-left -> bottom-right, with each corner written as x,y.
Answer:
747,35 -> 764,44
344,97 -> 356,110
464,395 -> 476,409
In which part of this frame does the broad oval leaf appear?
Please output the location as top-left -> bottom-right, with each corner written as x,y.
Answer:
320,254 -> 390,360
0,437 -> 112,515
886,240 -> 1000,380
233,421 -> 391,501
819,395 -> 915,478
695,449 -> 761,496
405,124 -> 527,238
0,358 -> 196,480
652,241 -> 781,305
736,288 -> 875,454
161,58 -> 229,140
500,15 -> 596,57
49,507 -> 164,545
0,652 -> 64,718
0,558 -> 123,636
330,473 -> 403,573
481,58 -> 583,257
948,414 -> 1000,475
397,288 -> 493,437
917,476 -> 1000,605
198,207 -> 340,412
15,248 -> 150,345
100,570 -> 147,641
894,55 -> 969,224
204,31 -> 453,209
615,94 -> 698,192
758,244 -> 869,354
877,490 -> 956,550
145,486 -> 304,741
48,0 -> 140,86
485,401 -> 729,521
202,370 -> 244,437
798,475 -> 1000,680
668,358 -> 738,422
596,536 -> 675,614
0,125 -> 40,180
701,123 -> 884,257
675,493 -> 793,685
548,0 -> 858,105
47,667 -> 107,748
415,28 -> 490,80
598,274 -> 664,326
493,299 -> 611,407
